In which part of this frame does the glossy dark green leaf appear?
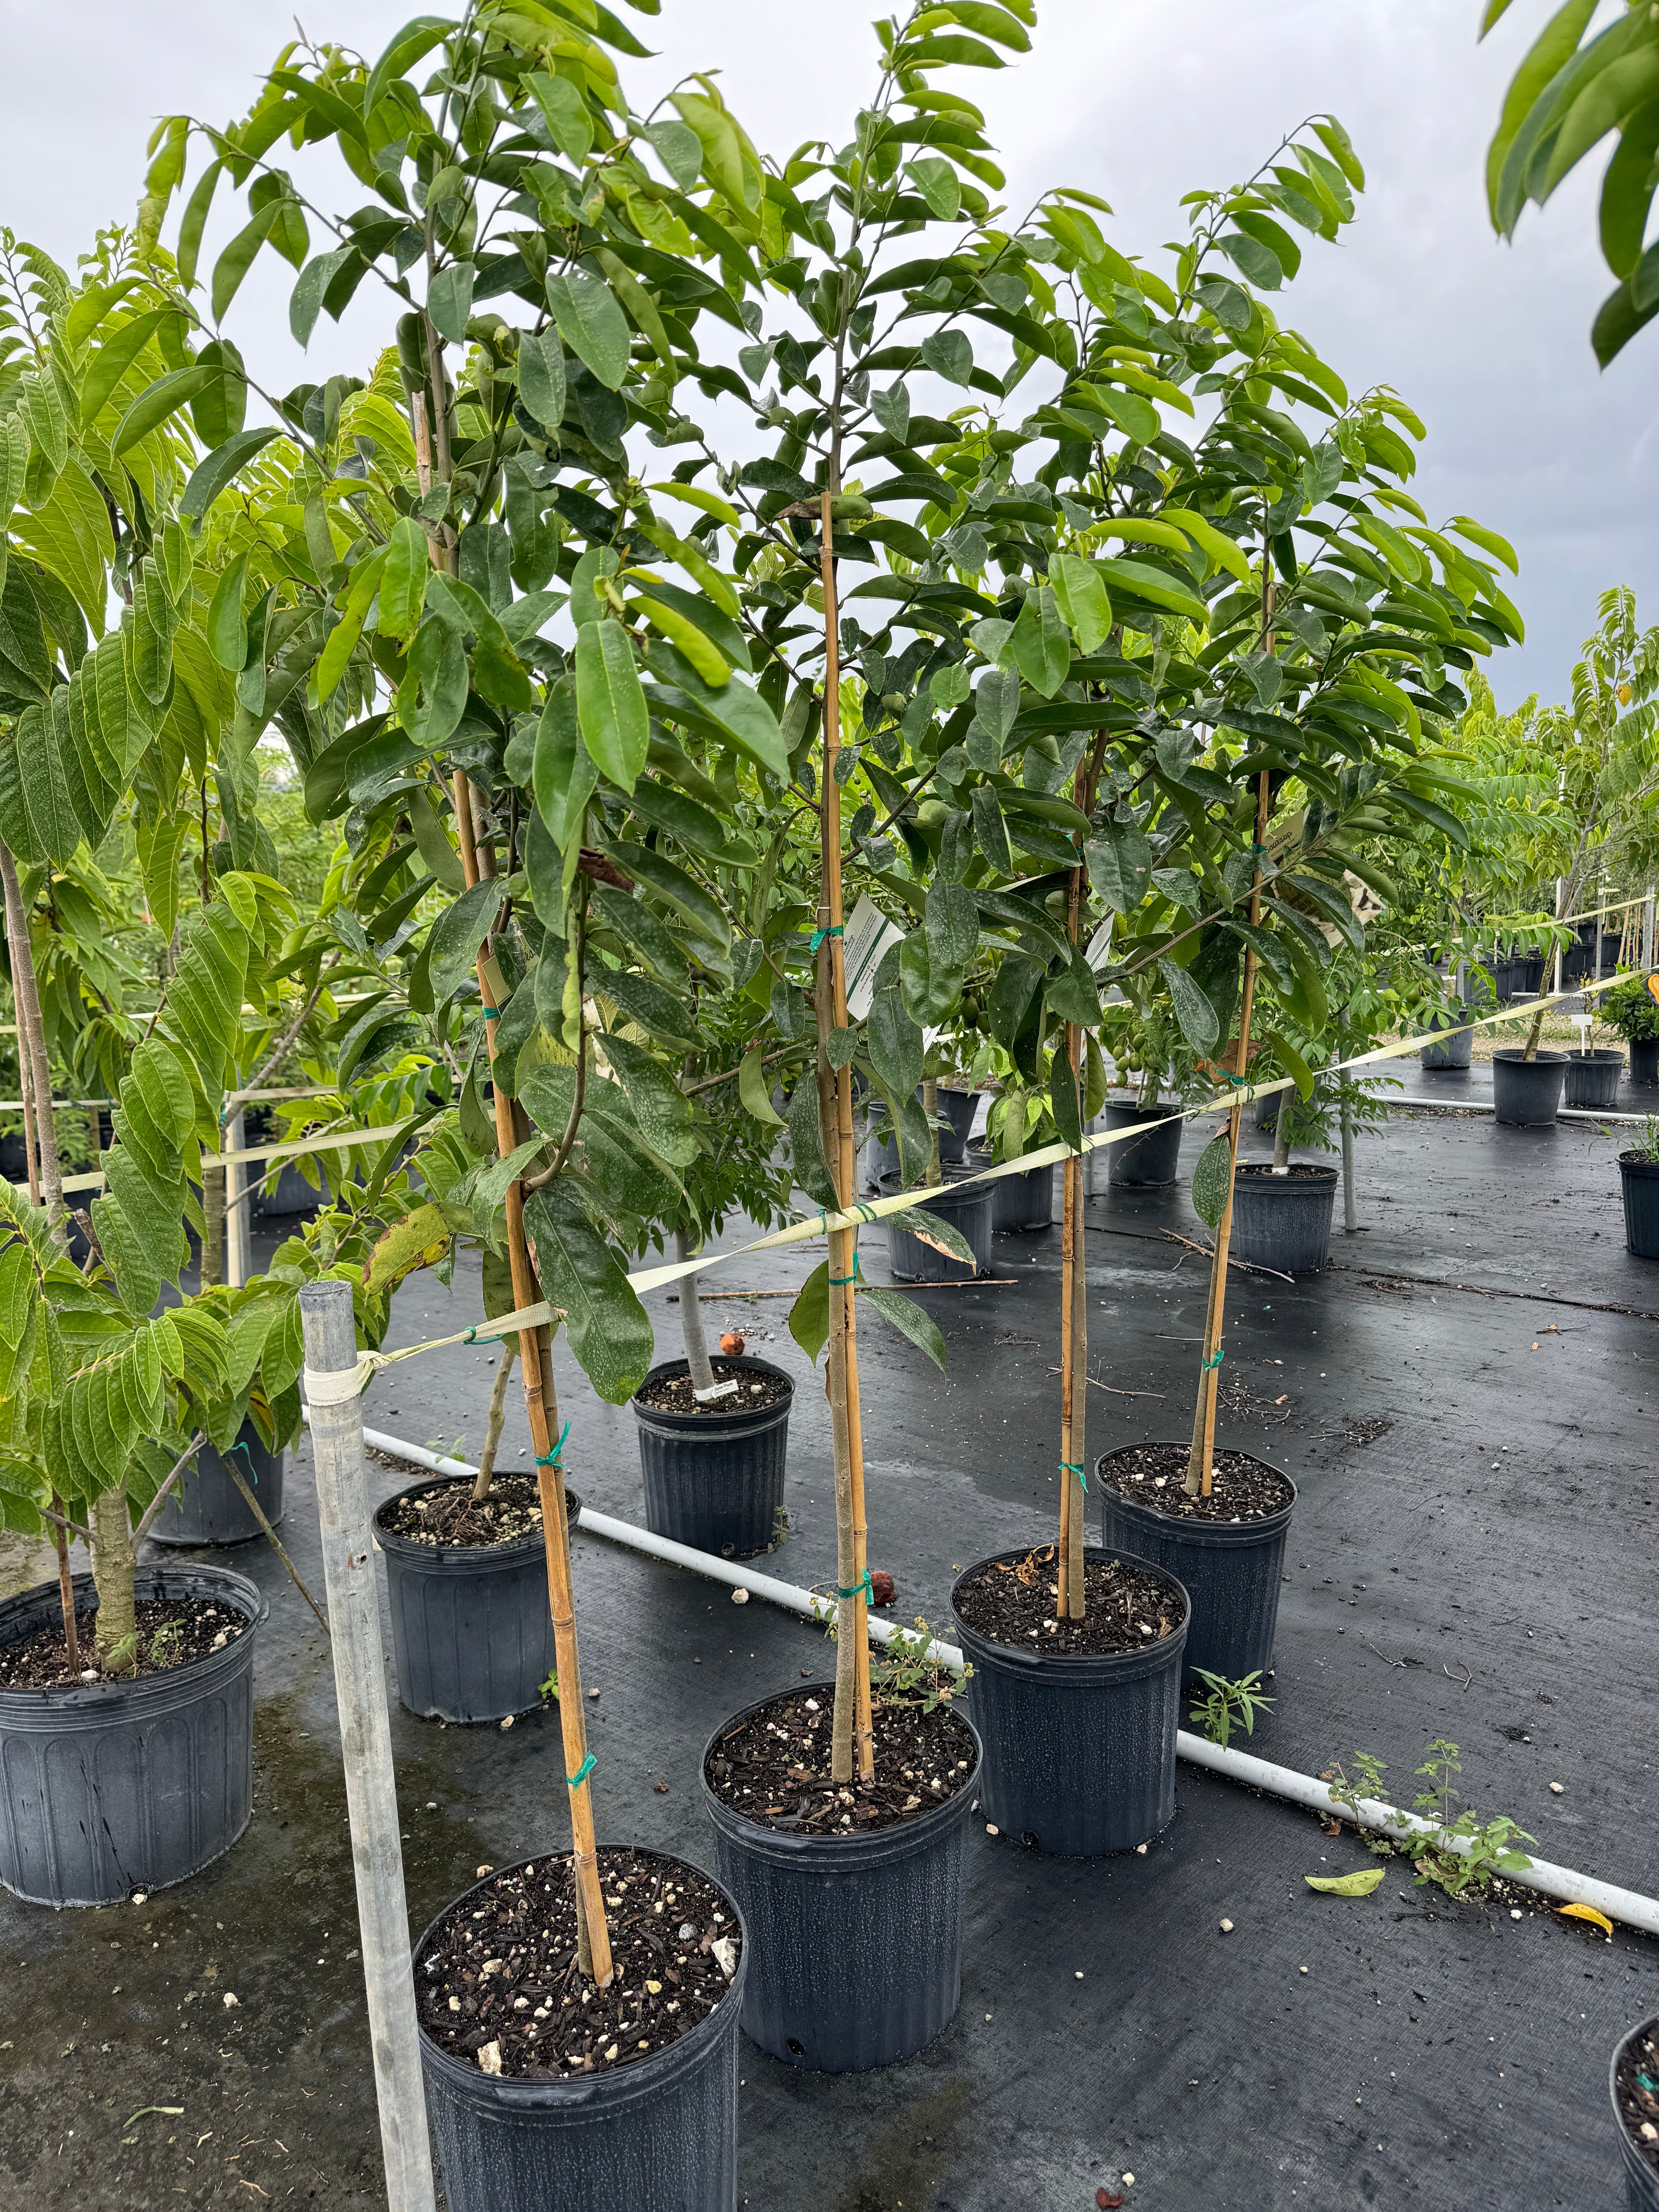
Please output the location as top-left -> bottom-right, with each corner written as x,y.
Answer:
517,327 -> 568,434
859,1284 -> 948,1370
525,1183 -> 653,1405
1191,1131 -> 1233,1229
546,270 -> 632,391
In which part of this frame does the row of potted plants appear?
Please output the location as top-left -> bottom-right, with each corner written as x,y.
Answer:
6,0 -> 1655,2204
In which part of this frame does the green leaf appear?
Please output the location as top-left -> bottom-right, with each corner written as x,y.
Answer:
1097,556 -> 1209,624
868,982 -> 924,1099
212,201 -> 285,322
190,338 -> 247,447
921,329 -> 974,386
426,878 -> 499,1004
971,783 -> 1013,873
859,1284 -> 948,1371
788,1258 -> 830,1366
576,619 -> 649,790
644,119 -> 702,189
1159,956 -> 1220,1055
426,260 -> 475,344
546,269 -> 632,391
1086,822 -> 1154,913
524,69 -> 595,161
738,1043 -> 784,1125
180,428 -> 281,529
525,1184 -> 654,1405
1190,1131 -> 1233,1229
787,1077 -> 839,1209
599,1032 -> 698,1167
205,551 -> 250,673
79,308 -> 176,426
888,1204 -> 976,1268
1049,1045 -> 1083,1151
1091,382 -> 1159,443
1008,585 -> 1069,697
900,928 -> 960,1024
533,677 -> 598,851
364,16 -> 458,121
1049,552 -> 1112,655
906,156 -> 961,220
925,879 -> 979,969
517,328 -> 567,435
111,365 -> 215,458
604,840 -> 729,953
645,645 -> 790,780
378,516 -> 429,641
1305,1866 -> 1386,1897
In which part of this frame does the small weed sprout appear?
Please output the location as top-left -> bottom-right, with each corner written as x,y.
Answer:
1188,1669 -> 1274,1749
538,1669 -> 559,1703
148,1618 -> 186,1671
1323,1740 -> 1533,1900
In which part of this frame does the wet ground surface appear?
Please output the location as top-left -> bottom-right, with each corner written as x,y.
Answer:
3,1105 -> 1656,2208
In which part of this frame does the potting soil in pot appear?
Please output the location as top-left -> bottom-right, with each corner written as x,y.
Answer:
1096,1443 -> 1294,1523
378,1473 -> 550,1548
416,1848 -> 738,2080
953,1547 -> 1186,1655
0,1595 -> 246,1689
704,1686 -> 976,1834
1615,2020 -> 1659,2181
633,1360 -> 791,1416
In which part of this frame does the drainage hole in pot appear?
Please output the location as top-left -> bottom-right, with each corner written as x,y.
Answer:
416,1846 -> 739,2080
787,2037 -> 804,2055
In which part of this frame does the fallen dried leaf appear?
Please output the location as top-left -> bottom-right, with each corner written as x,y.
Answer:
1306,1866 -> 1385,1897
1557,1901 -> 1614,1936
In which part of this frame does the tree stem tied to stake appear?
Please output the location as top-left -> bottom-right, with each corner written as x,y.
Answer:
817,486 -> 874,1787
1058,732 -> 1107,1619
458,770 -> 613,1990
1185,577 -> 1275,1498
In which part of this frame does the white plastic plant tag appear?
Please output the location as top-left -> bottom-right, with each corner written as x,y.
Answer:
693,1379 -> 741,1402
842,893 -> 906,1020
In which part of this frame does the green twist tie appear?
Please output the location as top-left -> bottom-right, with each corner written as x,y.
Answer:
1226,1075 -> 1249,1087
833,1570 -> 874,1602
481,1006 -> 500,1018
464,1326 -> 478,1343
566,1752 -> 596,1790
1060,1459 -> 1087,1491
829,1254 -> 862,1286
809,923 -> 844,953
1204,1347 -> 1225,1371
853,1201 -> 877,1225
535,1419 -> 572,1470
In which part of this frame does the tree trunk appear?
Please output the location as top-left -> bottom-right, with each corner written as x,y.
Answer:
1340,1097 -> 1357,1231
201,1160 -> 226,1287
674,1226 -> 716,1393
0,843 -> 64,1240
1272,1101 -> 1292,1170
92,1488 -> 137,1674
470,1347 -> 516,1503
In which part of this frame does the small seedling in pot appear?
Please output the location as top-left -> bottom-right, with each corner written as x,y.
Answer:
1634,1116 -> 1659,1166
148,1618 -> 186,1672
1187,1668 -> 1274,1749
856,1618 -> 970,1715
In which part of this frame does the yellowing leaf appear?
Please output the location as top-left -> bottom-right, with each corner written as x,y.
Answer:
362,1202 -> 452,1294
1556,1901 -> 1613,1936
1304,1866 -> 1386,1897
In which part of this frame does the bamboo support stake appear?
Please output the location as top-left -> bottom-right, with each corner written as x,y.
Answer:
0,844 -> 60,1231
457,770 -> 612,1987
1183,769 -> 1268,1498
817,488 -> 874,1784
1057,791 -> 1088,1617
299,1281 -> 437,2212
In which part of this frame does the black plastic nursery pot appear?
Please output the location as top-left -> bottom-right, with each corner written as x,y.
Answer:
0,1563 -> 265,1907
632,1355 -> 793,1560
950,1548 -> 1187,1857
1564,1048 -> 1624,1109
1419,1007 -> 1477,1071
992,1159 -> 1054,1230
1611,2016 -> 1659,2211
886,1175 -> 995,1282
416,1853 -> 748,2212
935,1085 -> 978,1165
1227,1164 -> 1338,1275
1095,1449 -> 1297,1683
1630,1038 -> 1659,1087
149,1422 -> 285,1546
1621,1154 -> 1659,1261
1492,1049 -> 1568,1128
701,1684 -> 980,2072
1098,1098 -> 1183,1187
374,1478 -> 581,1724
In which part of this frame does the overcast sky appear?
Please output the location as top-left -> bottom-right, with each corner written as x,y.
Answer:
0,0 -> 1644,707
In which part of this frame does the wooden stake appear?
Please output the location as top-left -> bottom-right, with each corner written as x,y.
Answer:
0,843 -> 60,1233
817,488 -> 874,1786
51,1494 -> 79,1672
457,767 -> 612,1988
1057,761 -> 1090,1618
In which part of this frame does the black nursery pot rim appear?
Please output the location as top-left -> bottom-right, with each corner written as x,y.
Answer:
0,1562 -> 267,1718
1620,1151 -> 1659,1173
413,1847 -> 748,2113
1095,1446 -> 1297,1545
699,1678 -> 982,1869
1233,1162 -> 1338,1182
372,1474 -> 582,1568
1492,1047 -> 1568,1064
1567,1048 -> 1624,1063
630,1352 -> 795,1434
950,1546 -> 1189,1684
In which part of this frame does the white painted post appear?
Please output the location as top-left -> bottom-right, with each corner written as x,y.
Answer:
299,1280 -> 436,2212
226,1105 -> 249,1289
1646,888 -> 1656,971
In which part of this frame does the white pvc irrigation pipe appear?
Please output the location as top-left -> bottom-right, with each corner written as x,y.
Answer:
339,1420 -> 1659,1939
